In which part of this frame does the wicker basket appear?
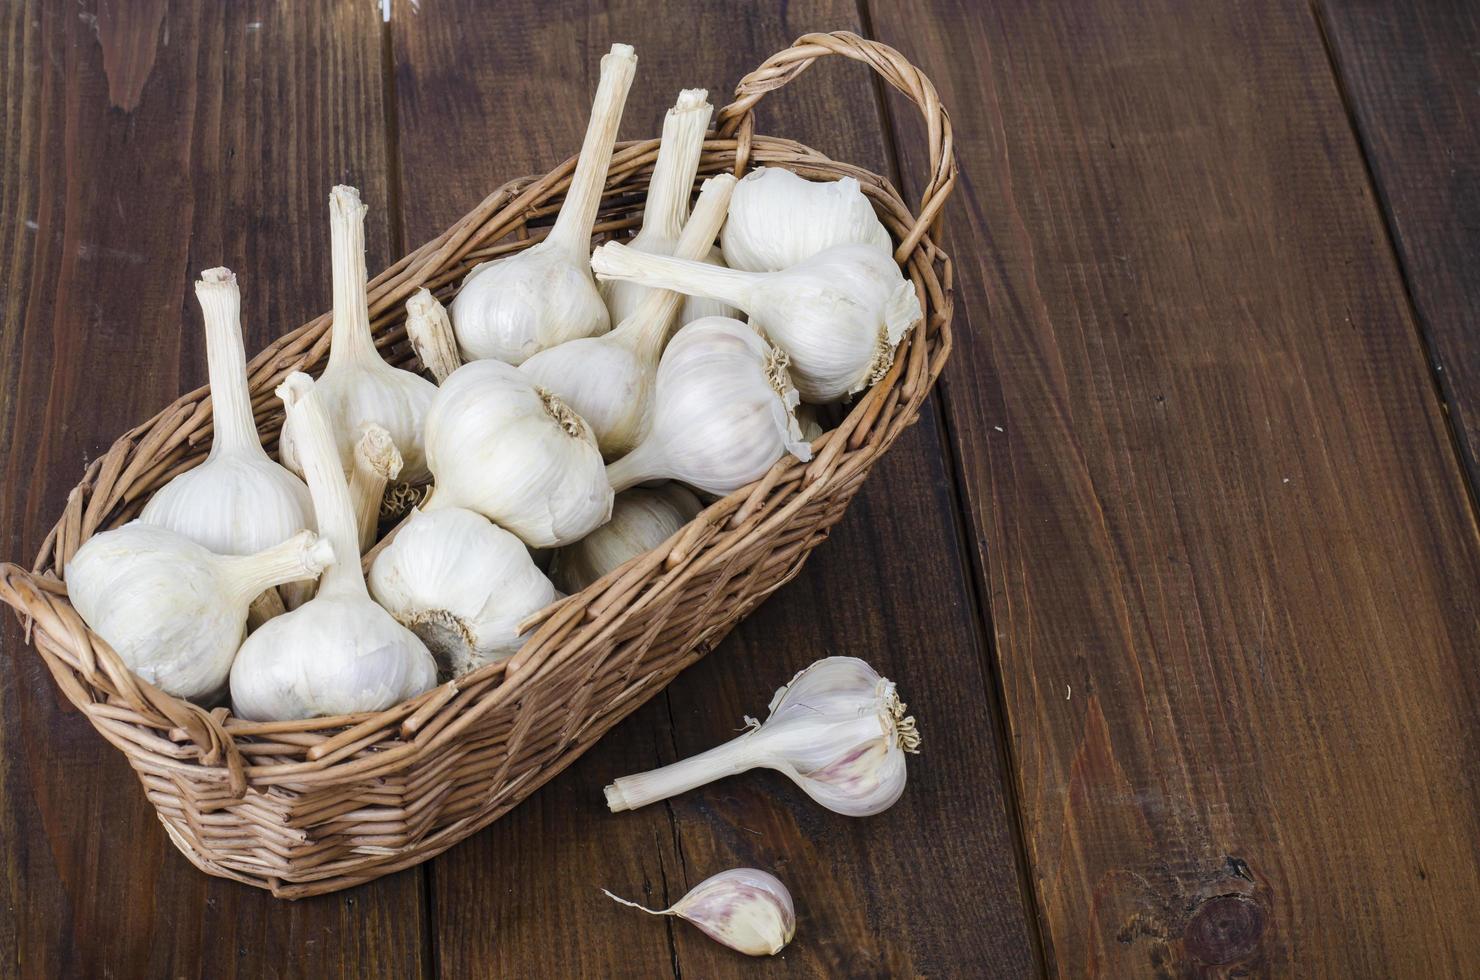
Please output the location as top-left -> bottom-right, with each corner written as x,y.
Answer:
0,32 -> 956,898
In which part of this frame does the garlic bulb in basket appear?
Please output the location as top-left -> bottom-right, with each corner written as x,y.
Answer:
422,359 -> 612,548
368,507 -> 557,675
140,269 -> 313,557
604,316 -> 811,496
603,868 -> 795,957
450,43 -> 638,364
520,174 -> 736,459
605,656 -> 919,816
600,88 -> 736,326
279,186 -> 437,483
231,373 -> 438,721
66,524 -> 333,703
552,484 -> 702,593
721,166 -> 892,272
591,241 -> 923,403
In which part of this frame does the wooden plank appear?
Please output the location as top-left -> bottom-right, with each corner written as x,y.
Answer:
1318,0 -> 1480,487
391,2 -> 1038,975
867,0 -> 1480,974
0,3 -> 428,976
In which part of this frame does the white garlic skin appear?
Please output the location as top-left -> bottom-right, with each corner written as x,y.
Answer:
604,316 -> 811,496
721,167 -> 892,273
450,243 -> 610,365
605,245 -> 739,328
66,524 -> 333,702
142,454 -> 313,557
604,868 -> 795,957
368,507 -> 557,676
552,484 -> 702,593
519,333 -> 653,460
423,359 -> 613,548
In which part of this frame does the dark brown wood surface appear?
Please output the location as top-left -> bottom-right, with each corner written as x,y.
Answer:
3,0 -> 1479,977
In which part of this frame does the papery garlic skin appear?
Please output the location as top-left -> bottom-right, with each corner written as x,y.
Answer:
591,241 -> 923,404
604,316 -> 811,496
368,506 -> 557,676
794,402 -> 826,443
603,868 -> 795,957
67,524 -> 332,702
231,373 -> 437,721
422,359 -> 612,548
603,656 -> 919,817
721,167 -> 892,273
521,174 -> 736,459
552,484 -> 701,593
349,423 -> 402,554
405,288 -> 461,383
279,186 -> 437,482
450,44 -> 638,364
141,269 -> 314,557
600,89 -> 738,327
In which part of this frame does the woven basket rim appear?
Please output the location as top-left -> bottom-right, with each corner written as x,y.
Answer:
0,31 -> 958,805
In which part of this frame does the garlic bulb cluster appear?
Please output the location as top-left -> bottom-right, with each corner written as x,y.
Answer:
600,89 -> 736,326
369,507 -> 557,676
450,43 -> 638,364
721,166 -> 892,272
349,423 -> 402,554
592,241 -> 922,404
422,358 -> 612,548
520,174 -> 736,458
141,269 -> 313,557
552,484 -> 701,593
604,868 -> 795,957
604,316 -> 811,496
67,524 -> 332,702
231,373 -> 437,721
604,656 -> 919,816
279,186 -> 437,482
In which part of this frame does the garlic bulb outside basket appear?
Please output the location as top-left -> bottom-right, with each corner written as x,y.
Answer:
368,507 -> 557,676
721,166 -> 892,272
603,868 -> 796,957
591,241 -> 923,404
450,43 -> 638,364
141,269 -> 313,558
422,358 -> 612,549
552,483 -> 702,593
230,373 -> 438,721
520,174 -> 736,459
66,524 -> 333,703
604,656 -> 920,816
279,186 -> 437,483
600,88 -> 737,326
603,316 -> 812,496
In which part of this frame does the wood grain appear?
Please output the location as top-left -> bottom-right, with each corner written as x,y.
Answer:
1318,0 -> 1480,488
0,3 -> 428,976
391,1 -> 1038,976
867,0 -> 1480,974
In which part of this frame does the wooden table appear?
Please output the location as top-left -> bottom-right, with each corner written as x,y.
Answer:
2,1 -> 1476,976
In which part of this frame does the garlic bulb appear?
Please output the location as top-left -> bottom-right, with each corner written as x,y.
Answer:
450,43 -> 638,364
279,186 -> 437,482
349,423 -> 401,553
422,358 -> 612,548
552,484 -> 702,592
721,166 -> 892,272
66,524 -> 332,702
605,656 -> 919,816
141,269 -> 314,557
591,241 -> 922,404
231,373 -> 437,721
520,174 -> 736,458
368,507 -> 557,675
603,868 -> 795,957
600,89 -> 737,326
405,288 -> 461,383
604,316 -> 811,496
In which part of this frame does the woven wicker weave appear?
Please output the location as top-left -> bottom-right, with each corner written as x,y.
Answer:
0,32 -> 956,898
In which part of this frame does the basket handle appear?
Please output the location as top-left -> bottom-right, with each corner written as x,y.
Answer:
716,31 -> 957,258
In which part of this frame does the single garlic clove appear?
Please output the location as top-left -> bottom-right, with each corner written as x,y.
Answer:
603,868 -> 795,957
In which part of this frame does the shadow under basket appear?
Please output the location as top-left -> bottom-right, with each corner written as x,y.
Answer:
0,32 -> 957,898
